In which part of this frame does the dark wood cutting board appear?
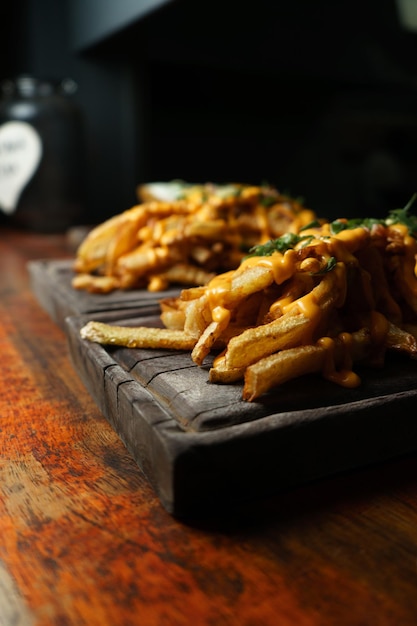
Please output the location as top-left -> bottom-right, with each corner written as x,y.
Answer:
66,311 -> 417,519
28,259 -> 181,329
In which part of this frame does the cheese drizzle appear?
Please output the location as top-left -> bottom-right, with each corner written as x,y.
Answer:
203,199 -> 417,388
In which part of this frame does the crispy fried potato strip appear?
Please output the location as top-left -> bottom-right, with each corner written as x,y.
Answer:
80,209 -> 417,400
80,321 -> 198,350
243,329 -> 373,401
73,181 -> 316,293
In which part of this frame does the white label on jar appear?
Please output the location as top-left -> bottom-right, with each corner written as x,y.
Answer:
0,120 -> 42,214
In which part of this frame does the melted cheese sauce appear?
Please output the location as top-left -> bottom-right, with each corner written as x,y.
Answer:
237,249 -> 298,283
317,335 -> 361,388
198,221 -> 415,388
204,233 -> 348,323
369,310 -> 389,345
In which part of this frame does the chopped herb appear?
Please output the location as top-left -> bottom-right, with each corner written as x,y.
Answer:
246,233 -> 309,257
299,235 -> 315,248
259,193 -> 279,207
330,219 -> 348,234
299,219 -> 321,231
327,194 -> 417,237
257,181 -> 278,207
354,217 -> 383,229
329,217 -> 383,234
313,256 -> 337,275
385,193 -> 417,237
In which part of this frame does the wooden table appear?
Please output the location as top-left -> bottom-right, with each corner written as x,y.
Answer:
1,227 -> 417,626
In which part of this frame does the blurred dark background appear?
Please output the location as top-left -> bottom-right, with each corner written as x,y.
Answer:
2,0 -> 417,225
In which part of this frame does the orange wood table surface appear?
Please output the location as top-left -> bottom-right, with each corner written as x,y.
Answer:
1,228 -> 417,626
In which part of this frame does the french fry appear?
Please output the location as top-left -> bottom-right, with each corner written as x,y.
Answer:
227,265 -> 275,302
72,273 -> 120,293
73,182 -> 316,293
191,315 -> 231,366
116,245 -> 174,277
183,295 -> 212,337
223,270 -> 343,370
243,328 -> 373,401
184,219 -> 228,239
223,312 -> 312,370
386,322 -> 417,356
243,344 -> 328,401
209,354 -> 246,384
74,205 -> 149,274
80,321 -> 197,350
105,217 -> 145,275
157,264 -> 215,288
159,310 -> 186,331
80,201 -> 417,401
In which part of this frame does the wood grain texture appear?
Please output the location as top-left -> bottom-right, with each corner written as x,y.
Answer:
2,229 -> 417,625
28,259 -> 180,329
65,311 -> 417,517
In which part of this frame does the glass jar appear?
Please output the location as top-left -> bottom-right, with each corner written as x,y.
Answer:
0,75 -> 85,232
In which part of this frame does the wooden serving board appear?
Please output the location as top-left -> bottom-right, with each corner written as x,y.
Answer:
28,259 -> 180,329
66,311 -> 417,519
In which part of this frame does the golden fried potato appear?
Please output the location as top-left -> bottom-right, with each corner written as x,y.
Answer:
73,181 -> 316,293
80,321 -> 197,350
80,201 -> 417,400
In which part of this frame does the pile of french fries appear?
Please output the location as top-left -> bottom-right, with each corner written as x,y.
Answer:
72,182 -> 316,293
80,202 -> 417,401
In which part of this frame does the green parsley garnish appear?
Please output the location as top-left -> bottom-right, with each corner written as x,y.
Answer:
259,193 -> 279,208
329,217 -> 383,235
299,219 -> 321,231
328,194 -> 417,237
246,233 -> 311,257
385,193 -> 417,237
313,256 -> 337,275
